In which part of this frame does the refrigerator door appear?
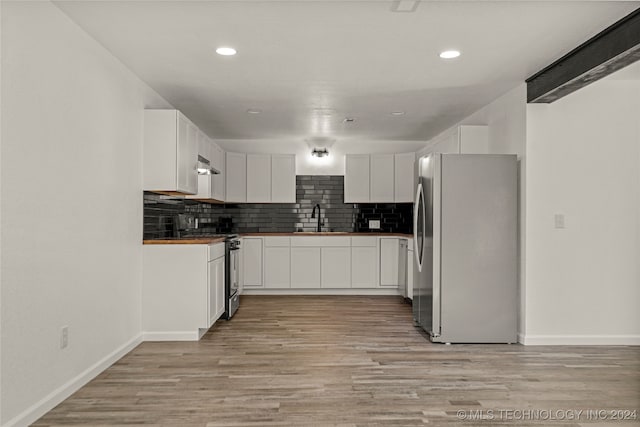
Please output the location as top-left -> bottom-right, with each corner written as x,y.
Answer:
413,155 -> 435,334
434,154 -> 518,343
430,154 -> 441,339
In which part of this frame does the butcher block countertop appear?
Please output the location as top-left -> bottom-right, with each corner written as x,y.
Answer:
143,236 -> 227,245
143,232 -> 412,244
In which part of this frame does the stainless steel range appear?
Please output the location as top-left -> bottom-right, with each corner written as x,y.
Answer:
224,235 -> 241,319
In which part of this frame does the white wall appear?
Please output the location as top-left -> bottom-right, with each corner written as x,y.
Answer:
416,84 -> 528,337
216,139 -> 426,175
0,2 -> 170,425
524,71 -> 640,345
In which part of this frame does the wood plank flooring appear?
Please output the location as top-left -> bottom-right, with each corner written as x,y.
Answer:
34,296 -> 640,426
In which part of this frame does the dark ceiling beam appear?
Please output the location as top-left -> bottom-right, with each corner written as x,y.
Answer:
526,8 -> 640,103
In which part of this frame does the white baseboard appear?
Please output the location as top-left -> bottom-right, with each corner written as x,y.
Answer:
3,334 -> 143,427
242,288 -> 402,296
521,334 -> 640,346
142,331 -> 200,341
517,332 -> 525,344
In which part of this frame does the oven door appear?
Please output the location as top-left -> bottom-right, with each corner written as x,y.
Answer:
229,244 -> 240,295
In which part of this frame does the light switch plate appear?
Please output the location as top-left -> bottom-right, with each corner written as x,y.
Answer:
554,214 -> 565,229
369,220 -> 381,229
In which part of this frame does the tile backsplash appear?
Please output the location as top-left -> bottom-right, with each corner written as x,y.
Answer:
144,176 -> 412,239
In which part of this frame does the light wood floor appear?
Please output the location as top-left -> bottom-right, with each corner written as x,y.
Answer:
35,296 -> 640,426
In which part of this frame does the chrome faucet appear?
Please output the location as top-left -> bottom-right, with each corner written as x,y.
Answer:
311,203 -> 322,232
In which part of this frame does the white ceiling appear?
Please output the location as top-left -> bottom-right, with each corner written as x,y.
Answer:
54,1 -> 640,142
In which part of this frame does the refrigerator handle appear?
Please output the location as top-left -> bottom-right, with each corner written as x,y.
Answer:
413,182 -> 425,272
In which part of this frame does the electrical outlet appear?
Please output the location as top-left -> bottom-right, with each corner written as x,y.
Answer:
554,214 -> 565,229
369,219 -> 381,229
60,326 -> 69,349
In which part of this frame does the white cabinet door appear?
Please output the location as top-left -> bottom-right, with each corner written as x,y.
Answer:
185,119 -> 199,194
370,154 -> 394,202
243,238 -> 263,288
345,154 -> 370,203
394,153 -> 415,203
247,154 -> 272,203
321,247 -> 351,288
208,256 -> 225,326
177,113 -> 198,194
351,247 -> 378,288
291,248 -> 321,288
380,238 -> 400,287
264,247 -> 290,288
215,257 -> 225,319
211,143 -> 225,201
226,152 -> 247,203
271,155 -> 296,203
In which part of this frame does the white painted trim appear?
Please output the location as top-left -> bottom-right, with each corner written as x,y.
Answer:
3,334 -> 143,427
517,332 -> 525,344
242,289 -> 401,296
521,334 -> 640,346
142,331 -> 201,341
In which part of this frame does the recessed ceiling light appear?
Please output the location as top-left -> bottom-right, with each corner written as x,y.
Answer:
439,50 -> 461,59
216,47 -> 237,56
246,109 -> 262,114
390,111 -> 405,116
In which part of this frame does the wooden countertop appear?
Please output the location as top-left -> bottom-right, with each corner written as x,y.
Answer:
143,236 -> 227,245
241,232 -> 413,238
143,232 -> 412,244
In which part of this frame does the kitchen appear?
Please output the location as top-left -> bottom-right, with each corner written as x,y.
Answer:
2,1 -> 639,426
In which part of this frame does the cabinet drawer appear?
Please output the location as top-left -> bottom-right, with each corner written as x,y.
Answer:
351,236 -> 377,247
264,236 -> 291,247
291,236 -> 351,247
208,242 -> 225,261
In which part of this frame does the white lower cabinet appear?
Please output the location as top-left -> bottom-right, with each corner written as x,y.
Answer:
208,255 -> 225,326
380,238 -> 400,288
243,238 -> 263,288
321,247 -> 351,288
142,243 -> 225,341
291,247 -> 321,288
351,247 -> 378,288
241,236 -> 408,293
265,247 -> 290,288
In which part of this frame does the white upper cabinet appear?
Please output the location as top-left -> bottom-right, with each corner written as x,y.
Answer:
345,153 -> 415,203
227,153 -> 295,203
144,109 -> 198,195
247,154 -> 272,203
271,155 -> 296,203
426,125 -> 489,155
226,152 -> 247,203
345,154 -> 370,203
370,154 -> 394,203
394,153 -> 415,203
210,142 -> 225,202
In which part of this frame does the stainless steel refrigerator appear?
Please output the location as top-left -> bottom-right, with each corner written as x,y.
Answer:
412,153 -> 518,343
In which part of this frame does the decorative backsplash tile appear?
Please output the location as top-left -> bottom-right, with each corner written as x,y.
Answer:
144,176 -> 412,239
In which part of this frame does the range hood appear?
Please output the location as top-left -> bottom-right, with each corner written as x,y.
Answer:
197,155 -> 221,175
